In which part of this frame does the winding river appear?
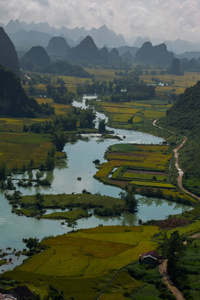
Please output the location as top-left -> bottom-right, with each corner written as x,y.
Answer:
0,97 -> 190,272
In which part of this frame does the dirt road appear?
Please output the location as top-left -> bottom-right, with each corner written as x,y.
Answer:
159,259 -> 185,300
153,119 -> 200,202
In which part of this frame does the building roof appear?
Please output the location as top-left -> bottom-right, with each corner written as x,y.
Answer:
8,286 -> 34,300
141,250 -> 160,258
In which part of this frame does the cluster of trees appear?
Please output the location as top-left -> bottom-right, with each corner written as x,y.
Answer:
0,65 -> 55,117
77,80 -> 113,95
23,107 -> 96,152
161,231 -> 187,291
119,186 -> 138,212
22,74 -> 52,86
77,72 -> 155,101
46,79 -> 74,105
24,107 -> 96,135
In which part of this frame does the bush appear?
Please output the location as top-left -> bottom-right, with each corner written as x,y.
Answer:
127,264 -> 147,279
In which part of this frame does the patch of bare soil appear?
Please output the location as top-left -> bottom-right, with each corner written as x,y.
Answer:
126,169 -> 168,176
111,152 -> 146,157
106,179 -> 128,188
154,218 -> 190,230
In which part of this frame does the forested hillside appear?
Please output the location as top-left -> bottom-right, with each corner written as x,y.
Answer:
159,81 -> 200,195
0,27 -> 20,75
0,65 -> 54,117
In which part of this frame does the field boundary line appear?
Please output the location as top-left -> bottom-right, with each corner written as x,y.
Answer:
95,262 -> 132,300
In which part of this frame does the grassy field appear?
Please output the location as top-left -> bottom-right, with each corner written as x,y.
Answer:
16,193 -> 125,220
20,193 -> 124,209
0,131 -> 53,170
95,144 -> 171,185
2,225 -> 159,299
140,71 -> 200,99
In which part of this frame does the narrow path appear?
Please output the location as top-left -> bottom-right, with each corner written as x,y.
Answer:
153,119 -> 200,202
95,262 -> 132,300
159,259 -> 185,300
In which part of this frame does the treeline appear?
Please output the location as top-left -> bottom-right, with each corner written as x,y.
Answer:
0,65 -> 55,118
140,186 -> 192,205
23,107 -> 96,134
46,81 -> 74,105
77,72 -> 155,101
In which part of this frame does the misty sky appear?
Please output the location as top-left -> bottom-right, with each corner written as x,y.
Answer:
0,0 -> 200,43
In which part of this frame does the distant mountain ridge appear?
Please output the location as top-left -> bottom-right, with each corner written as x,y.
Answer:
3,20 -> 125,49
135,42 -> 174,66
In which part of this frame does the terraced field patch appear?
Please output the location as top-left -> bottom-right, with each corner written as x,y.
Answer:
3,225 -> 158,299
95,143 -> 177,191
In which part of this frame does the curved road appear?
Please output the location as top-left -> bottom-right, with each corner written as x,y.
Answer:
153,119 -> 200,202
159,259 -> 185,300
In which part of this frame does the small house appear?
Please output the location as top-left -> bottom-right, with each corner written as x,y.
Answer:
8,286 -> 34,300
139,250 -> 162,266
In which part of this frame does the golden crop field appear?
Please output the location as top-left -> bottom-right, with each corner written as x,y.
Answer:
85,68 -> 120,81
141,71 -> 200,97
4,225 -> 158,299
0,131 -> 52,169
95,144 -> 175,193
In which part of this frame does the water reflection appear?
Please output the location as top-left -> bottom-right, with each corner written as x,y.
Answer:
0,98 -> 191,274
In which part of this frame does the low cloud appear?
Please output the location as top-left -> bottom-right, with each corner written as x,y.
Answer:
0,0 -> 200,42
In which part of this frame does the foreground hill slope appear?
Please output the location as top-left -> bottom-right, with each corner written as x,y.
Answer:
159,81 -> 200,194
0,27 -> 20,75
0,65 -> 54,117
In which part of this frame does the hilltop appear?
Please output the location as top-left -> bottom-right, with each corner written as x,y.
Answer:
20,46 -> 51,71
135,41 -> 174,66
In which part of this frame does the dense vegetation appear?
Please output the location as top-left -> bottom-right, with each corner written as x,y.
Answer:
77,71 -> 155,101
159,80 -> 200,195
42,60 -> 92,78
0,27 -> 20,75
0,65 -> 54,117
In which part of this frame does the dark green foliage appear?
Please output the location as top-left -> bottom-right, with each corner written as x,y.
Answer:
23,237 -> 39,255
46,82 -> 74,105
162,231 -> 186,263
159,81 -> 200,183
98,119 -> 106,133
35,192 -> 44,210
20,46 -> 51,70
42,60 -> 91,78
167,58 -> 184,75
45,153 -> 55,171
127,264 -> 147,279
44,285 -> 65,300
51,131 -> 68,151
0,27 -> 20,75
119,187 -> 138,212
0,65 -> 54,117
0,163 -> 6,181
